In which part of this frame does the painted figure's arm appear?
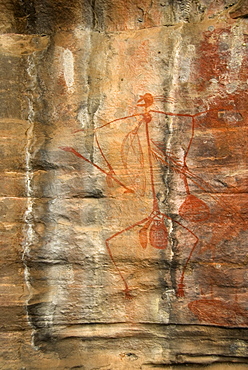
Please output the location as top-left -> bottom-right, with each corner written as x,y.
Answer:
59,146 -> 134,193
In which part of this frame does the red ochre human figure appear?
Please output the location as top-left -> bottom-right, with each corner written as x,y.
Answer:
60,93 -> 235,298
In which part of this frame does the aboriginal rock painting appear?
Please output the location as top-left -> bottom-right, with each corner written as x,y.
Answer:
60,93 -> 248,327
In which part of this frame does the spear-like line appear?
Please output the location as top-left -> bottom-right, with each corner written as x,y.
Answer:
59,146 -> 134,194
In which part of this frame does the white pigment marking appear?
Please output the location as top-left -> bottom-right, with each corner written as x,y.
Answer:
164,29 -> 184,261
22,55 -> 37,345
63,48 -> 74,91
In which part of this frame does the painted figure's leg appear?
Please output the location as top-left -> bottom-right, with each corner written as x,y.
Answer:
161,212 -> 199,298
106,216 -> 150,298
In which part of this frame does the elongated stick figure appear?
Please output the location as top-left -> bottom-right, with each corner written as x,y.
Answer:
60,93 -> 240,298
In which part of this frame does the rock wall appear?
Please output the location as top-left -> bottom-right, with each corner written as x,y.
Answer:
1,0 -> 248,369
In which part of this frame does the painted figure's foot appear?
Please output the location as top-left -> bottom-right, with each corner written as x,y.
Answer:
176,283 -> 185,298
124,288 -> 134,300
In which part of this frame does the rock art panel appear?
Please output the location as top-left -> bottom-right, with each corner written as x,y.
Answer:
1,0 -> 248,368
25,14 -> 248,363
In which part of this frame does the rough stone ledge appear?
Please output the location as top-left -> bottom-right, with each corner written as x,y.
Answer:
32,324 -> 248,365
44,323 -> 248,340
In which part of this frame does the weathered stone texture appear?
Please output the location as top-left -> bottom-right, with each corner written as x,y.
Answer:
1,0 -> 248,369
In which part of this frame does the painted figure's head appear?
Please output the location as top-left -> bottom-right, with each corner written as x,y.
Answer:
137,93 -> 154,108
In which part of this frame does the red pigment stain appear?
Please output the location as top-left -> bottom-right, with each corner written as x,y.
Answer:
189,299 -> 248,327
179,194 -> 210,223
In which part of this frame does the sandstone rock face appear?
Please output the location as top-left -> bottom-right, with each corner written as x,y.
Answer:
1,0 -> 248,369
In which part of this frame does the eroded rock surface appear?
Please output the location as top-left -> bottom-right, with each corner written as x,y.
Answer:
1,0 -> 248,369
